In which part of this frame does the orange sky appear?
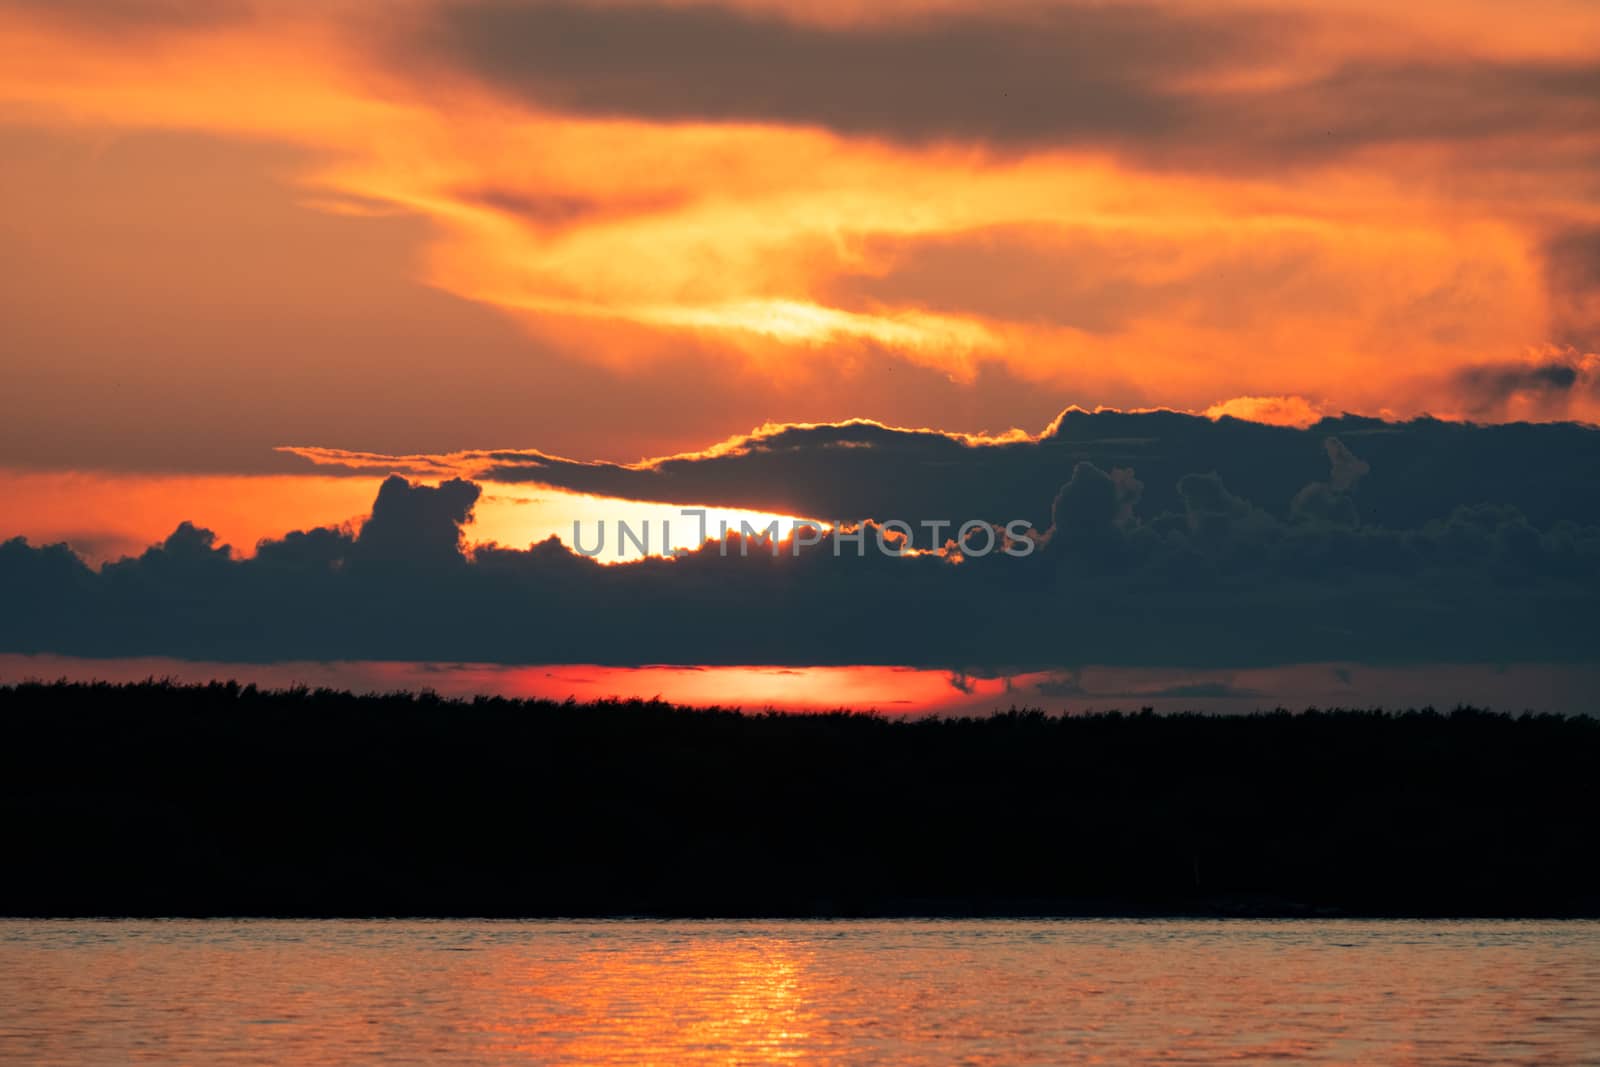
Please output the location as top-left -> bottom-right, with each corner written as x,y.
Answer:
0,466 -> 812,564
5,655 -> 1598,716
1,0 -> 1597,555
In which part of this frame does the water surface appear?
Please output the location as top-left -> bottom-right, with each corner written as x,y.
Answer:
3,919 -> 1598,1064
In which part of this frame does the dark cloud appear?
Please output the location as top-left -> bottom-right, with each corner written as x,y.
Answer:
1044,461 -> 1142,559
1450,354 -> 1599,421
4,427 -> 1599,671
1543,227 -> 1600,354
432,1 -> 1240,145
1177,470 -> 1263,539
1290,437 -> 1368,526
1324,437 -> 1370,494
1138,682 -> 1265,701
427,1 -> 1600,164
1033,670 -> 1088,699
352,476 -> 481,568
456,410 -> 1600,549
1218,59 -> 1600,163
1032,670 -> 1270,704
455,186 -> 686,229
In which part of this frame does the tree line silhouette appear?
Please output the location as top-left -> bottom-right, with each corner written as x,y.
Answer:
2,680 -> 1596,917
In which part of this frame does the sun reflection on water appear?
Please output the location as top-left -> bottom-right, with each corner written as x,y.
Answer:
464,932 -> 830,1063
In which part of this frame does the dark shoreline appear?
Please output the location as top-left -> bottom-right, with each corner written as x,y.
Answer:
4,681 -> 1596,920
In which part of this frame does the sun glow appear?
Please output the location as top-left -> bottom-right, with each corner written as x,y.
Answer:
470,484 -> 819,563
0,468 -> 816,568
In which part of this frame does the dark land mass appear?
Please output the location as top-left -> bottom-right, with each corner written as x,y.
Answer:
3,681 -> 1597,918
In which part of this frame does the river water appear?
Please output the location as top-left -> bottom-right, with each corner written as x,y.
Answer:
3,919 -> 1597,1064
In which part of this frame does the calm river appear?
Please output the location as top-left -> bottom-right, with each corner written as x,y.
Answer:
3,919 -> 1598,1064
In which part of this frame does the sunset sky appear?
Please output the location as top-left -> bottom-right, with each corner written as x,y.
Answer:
2,0 -> 1598,710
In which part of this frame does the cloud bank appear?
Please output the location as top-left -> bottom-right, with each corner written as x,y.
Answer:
288,407 -> 1600,548
10,413 -> 1599,671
